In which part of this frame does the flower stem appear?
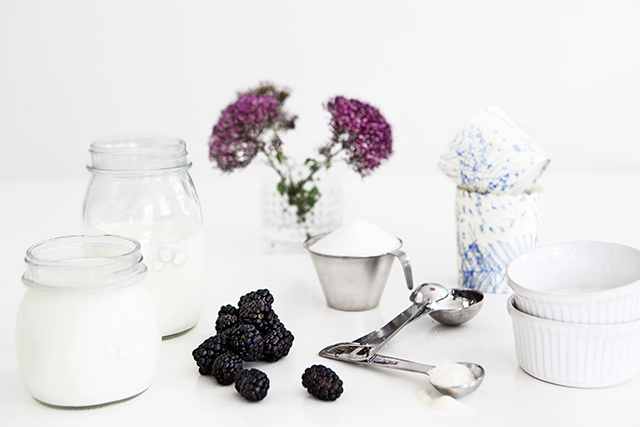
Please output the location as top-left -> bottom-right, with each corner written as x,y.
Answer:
260,133 -> 343,224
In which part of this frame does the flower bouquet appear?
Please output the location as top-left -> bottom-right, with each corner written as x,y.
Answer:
208,83 -> 393,248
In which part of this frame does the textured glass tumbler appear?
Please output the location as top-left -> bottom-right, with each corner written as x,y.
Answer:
261,163 -> 343,251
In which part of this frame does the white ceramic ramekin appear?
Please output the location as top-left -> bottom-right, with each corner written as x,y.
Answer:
506,241 -> 640,324
507,295 -> 640,388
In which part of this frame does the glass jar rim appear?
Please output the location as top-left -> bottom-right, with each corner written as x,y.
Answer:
22,234 -> 148,292
87,135 -> 192,174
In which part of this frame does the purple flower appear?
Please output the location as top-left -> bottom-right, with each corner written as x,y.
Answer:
326,96 -> 393,177
207,85 -> 393,224
209,94 -> 281,171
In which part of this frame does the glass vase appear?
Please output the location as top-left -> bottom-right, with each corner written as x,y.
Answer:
260,162 -> 343,251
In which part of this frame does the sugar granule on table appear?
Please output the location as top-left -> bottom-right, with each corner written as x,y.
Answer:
416,389 -> 468,416
310,219 -> 401,257
430,395 -> 465,413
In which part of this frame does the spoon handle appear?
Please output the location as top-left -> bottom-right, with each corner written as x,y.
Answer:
354,304 -> 430,349
354,283 -> 449,349
369,354 -> 436,375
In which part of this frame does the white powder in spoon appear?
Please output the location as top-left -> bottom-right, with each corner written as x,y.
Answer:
310,219 -> 401,257
429,363 -> 476,388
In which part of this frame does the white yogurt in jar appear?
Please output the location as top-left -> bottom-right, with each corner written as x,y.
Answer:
15,235 -> 161,408
16,284 -> 160,407
98,220 -> 204,338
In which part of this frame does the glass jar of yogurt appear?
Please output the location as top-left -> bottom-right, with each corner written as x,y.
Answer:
83,135 -> 205,339
15,235 -> 161,408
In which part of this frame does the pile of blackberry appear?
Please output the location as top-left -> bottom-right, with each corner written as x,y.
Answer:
192,289 -> 294,401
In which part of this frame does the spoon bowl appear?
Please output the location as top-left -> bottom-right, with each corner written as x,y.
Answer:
409,282 -> 450,305
429,362 -> 485,397
423,289 -> 484,326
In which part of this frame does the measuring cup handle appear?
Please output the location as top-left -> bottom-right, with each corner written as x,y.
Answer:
390,249 -> 413,290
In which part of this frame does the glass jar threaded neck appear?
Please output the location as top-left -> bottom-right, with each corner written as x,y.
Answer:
87,135 -> 191,174
22,234 -> 148,292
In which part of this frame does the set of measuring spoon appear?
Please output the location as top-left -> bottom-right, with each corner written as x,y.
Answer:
319,283 -> 485,397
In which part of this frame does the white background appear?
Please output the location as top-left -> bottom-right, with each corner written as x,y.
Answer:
1,0 -> 639,182
3,3 -> 640,424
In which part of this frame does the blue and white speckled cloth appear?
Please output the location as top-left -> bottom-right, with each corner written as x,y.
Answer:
439,106 -> 550,196
455,187 -> 542,293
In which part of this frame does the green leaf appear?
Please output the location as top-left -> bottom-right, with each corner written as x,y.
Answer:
277,179 -> 287,196
309,186 -> 320,202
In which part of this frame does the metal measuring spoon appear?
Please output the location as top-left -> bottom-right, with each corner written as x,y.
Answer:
319,283 -> 483,364
369,355 -> 485,397
350,283 -> 449,355
319,283 -> 486,396
319,344 -> 485,397
354,284 -> 483,351
415,288 -> 484,326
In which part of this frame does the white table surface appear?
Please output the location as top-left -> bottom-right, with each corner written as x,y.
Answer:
2,170 -> 640,427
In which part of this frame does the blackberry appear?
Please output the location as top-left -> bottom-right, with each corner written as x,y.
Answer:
235,369 -> 270,402
227,324 -> 264,362
239,299 -> 276,332
217,304 -> 238,317
211,351 -> 243,386
302,365 -> 343,401
265,312 -> 281,330
238,289 -> 274,308
215,314 -> 240,335
192,335 -> 229,375
261,324 -> 294,362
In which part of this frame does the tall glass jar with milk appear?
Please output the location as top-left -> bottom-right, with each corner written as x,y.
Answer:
83,136 -> 205,339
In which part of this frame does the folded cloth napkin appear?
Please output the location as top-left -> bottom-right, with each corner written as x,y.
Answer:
438,106 -> 549,196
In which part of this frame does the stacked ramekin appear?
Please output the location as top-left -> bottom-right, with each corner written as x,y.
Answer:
506,241 -> 640,388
